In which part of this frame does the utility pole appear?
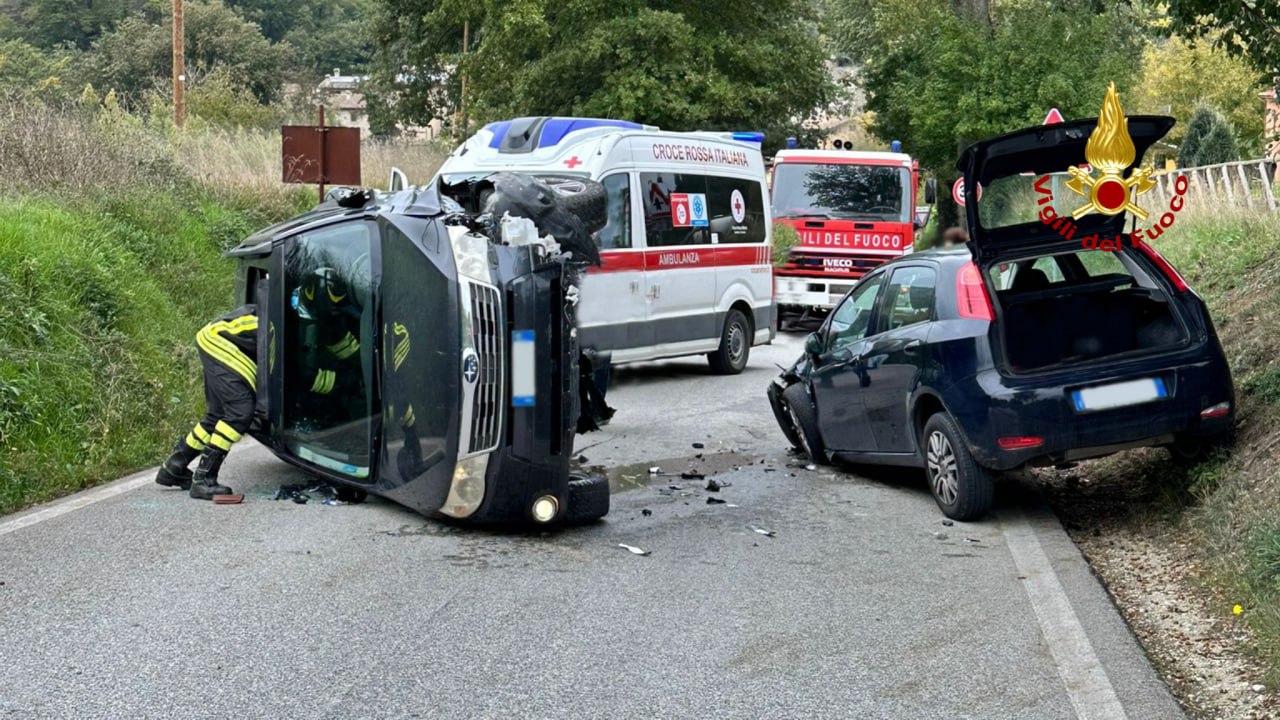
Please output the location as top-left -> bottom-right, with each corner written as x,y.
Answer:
458,19 -> 469,140
172,0 -> 185,128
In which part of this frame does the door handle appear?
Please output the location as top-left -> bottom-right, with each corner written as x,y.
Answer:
630,280 -> 640,294
904,339 -> 924,355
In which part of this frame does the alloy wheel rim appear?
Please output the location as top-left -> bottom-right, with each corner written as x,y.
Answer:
927,431 -> 959,506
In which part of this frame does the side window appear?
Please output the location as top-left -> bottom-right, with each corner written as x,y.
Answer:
884,266 -> 937,330
640,172 -> 710,247
706,177 -> 766,244
1032,256 -> 1065,282
828,275 -> 885,351
597,174 -> 632,250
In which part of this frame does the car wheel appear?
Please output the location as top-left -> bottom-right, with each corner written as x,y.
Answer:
922,413 -> 993,521
564,470 -> 610,523
539,175 -> 609,236
782,382 -> 828,465
1166,430 -> 1234,465
708,309 -> 751,375
767,382 -> 806,451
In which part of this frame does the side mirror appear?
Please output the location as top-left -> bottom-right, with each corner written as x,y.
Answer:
804,332 -> 824,356
388,166 -> 409,192
924,178 -> 937,205
913,206 -> 933,231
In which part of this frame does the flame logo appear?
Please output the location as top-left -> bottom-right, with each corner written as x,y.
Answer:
1085,83 -> 1136,174
1064,82 -> 1156,220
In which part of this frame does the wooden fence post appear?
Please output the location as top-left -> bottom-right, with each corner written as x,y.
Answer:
1260,160 -> 1277,211
1236,164 -> 1254,208
1221,165 -> 1236,205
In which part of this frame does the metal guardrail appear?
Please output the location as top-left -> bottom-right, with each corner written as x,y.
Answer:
1152,158 -> 1279,211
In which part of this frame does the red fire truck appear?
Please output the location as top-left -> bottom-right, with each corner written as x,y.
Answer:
771,149 -> 935,315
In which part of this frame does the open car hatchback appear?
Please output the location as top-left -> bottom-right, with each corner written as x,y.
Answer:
768,115 -> 1235,520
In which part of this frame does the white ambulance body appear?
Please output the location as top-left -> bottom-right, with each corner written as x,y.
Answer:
434,117 -> 775,373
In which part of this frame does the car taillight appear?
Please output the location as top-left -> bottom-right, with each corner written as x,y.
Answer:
1200,402 -> 1230,419
956,261 -> 994,320
998,436 -> 1044,449
1135,242 -> 1188,293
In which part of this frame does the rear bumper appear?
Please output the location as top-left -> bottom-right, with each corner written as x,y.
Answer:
950,353 -> 1235,471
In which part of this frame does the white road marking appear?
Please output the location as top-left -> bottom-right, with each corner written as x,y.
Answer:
1001,508 -> 1128,720
0,470 -> 154,537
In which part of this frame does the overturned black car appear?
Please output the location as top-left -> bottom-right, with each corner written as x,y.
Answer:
227,176 -> 612,524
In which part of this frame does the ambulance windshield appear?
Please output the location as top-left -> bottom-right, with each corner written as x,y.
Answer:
771,164 -> 911,224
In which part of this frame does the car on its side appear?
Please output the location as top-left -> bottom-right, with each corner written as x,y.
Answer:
767,116 -> 1235,520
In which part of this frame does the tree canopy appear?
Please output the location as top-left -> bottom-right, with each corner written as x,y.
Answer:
370,0 -> 833,146
1165,0 -> 1280,77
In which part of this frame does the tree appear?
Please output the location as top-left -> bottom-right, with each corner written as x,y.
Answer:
9,0 -> 139,49
1180,104 -> 1240,167
0,38 -> 77,102
369,0 -> 833,148
835,0 -> 1144,234
1130,32 -> 1267,156
88,0 -> 288,105
1165,0 -> 1280,76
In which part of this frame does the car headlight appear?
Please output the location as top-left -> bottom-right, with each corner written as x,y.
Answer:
441,453 -> 489,518
448,225 -> 493,284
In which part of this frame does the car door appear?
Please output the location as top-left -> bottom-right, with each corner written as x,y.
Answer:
811,272 -> 887,452
639,171 -> 717,350
861,265 -> 937,453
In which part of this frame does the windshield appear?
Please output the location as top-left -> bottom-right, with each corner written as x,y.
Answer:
771,163 -> 911,223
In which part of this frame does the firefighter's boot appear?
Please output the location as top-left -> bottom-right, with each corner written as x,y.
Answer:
155,439 -> 199,490
189,447 -> 233,499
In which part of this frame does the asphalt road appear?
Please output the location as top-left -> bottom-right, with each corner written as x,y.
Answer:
0,332 -> 1185,719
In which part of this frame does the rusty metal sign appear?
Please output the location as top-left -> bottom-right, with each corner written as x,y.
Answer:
282,112 -> 361,192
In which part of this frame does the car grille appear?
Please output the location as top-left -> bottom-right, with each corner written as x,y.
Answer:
467,282 -> 502,454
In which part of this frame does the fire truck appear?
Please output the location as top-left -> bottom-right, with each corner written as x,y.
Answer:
771,148 -> 936,315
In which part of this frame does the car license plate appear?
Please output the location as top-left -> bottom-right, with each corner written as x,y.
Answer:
1071,377 -> 1167,412
511,330 -> 535,407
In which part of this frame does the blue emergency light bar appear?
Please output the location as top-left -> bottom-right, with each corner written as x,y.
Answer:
731,131 -> 765,144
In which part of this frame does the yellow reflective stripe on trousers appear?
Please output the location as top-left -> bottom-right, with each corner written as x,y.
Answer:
192,425 -> 211,443
214,421 -> 242,443
326,333 -> 359,360
208,432 -> 233,451
185,432 -> 206,451
311,369 -> 335,394
196,327 -> 257,389
222,316 -> 258,334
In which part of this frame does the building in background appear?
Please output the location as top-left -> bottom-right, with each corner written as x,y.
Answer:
286,70 -> 443,141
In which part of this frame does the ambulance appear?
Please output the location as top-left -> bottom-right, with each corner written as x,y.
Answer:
433,117 -> 775,375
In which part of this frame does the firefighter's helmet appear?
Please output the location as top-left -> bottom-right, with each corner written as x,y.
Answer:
294,267 -> 351,320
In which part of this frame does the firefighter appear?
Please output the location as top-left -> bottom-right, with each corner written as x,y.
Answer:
291,266 -> 363,429
155,305 -> 260,499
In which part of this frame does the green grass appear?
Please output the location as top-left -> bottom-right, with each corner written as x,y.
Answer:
0,188 -> 307,513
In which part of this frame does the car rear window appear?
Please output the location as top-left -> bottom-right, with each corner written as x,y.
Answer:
974,172 -> 1078,230
987,248 -> 1159,293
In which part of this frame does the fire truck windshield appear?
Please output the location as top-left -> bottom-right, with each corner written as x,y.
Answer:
771,163 -> 911,224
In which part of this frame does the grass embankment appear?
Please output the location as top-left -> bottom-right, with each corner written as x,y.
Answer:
0,102 -> 325,514
1067,206 -> 1280,683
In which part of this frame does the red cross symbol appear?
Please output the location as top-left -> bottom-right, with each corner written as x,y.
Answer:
564,156 -> 582,169
733,196 -> 743,214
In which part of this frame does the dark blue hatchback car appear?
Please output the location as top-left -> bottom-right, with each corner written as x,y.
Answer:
767,116 -> 1235,520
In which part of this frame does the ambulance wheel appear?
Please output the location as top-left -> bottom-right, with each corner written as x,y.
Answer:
708,309 -> 751,375
539,175 -> 608,236
564,470 -> 610,523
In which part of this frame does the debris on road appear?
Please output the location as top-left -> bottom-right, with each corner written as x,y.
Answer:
272,482 -> 367,506
749,526 -> 777,538
576,454 -> 589,463
618,543 -> 651,556
805,464 -> 816,471
212,494 -> 244,505
681,471 -> 706,481
692,442 -> 705,449
942,520 -> 954,527
1252,684 -> 1266,693
649,467 -> 662,474
707,497 -> 726,505
704,478 -> 721,491
964,537 -> 981,543
641,509 -> 652,517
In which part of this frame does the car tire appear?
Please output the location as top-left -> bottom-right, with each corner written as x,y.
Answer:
708,309 -> 751,375
564,470 -> 610,523
1166,430 -> 1234,465
782,382 -> 828,465
539,175 -> 608,236
768,382 -> 806,452
922,413 -> 993,521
